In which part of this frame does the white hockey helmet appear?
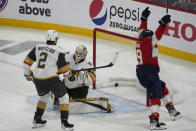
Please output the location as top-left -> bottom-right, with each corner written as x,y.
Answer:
75,45 -> 87,63
46,30 -> 59,41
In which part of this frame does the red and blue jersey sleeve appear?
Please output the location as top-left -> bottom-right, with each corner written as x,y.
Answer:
139,20 -> 147,30
155,25 -> 166,41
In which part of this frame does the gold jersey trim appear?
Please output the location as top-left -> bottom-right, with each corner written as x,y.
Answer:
58,65 -> 69,74
24,56 -> 35,65
34,75 -> 58,80
59,104 -> 69,111
37,101 -> 46,109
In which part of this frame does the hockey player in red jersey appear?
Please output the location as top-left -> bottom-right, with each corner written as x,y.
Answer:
136,7 -> 181,130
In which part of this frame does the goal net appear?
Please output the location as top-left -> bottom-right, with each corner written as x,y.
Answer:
93,28 -> 138,89
92,28 -> 183,106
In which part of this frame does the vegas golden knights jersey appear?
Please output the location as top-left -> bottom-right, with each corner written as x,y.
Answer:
23,43 -> 69,79
64,53 -> 95,89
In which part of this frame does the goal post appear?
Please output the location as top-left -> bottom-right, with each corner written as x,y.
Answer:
93,28 -> 138,90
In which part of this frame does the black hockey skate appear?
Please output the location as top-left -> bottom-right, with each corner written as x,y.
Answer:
32,116 -> 47,129
166,103 -> 181,121
149,116 -> 167,130
61,120 -> 74,131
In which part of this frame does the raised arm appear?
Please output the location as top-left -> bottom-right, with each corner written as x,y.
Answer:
138,7 -> 151,31
155,15 -> 171,40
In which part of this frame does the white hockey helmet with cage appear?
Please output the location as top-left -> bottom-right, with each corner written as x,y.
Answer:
46,30 -> 59,41
75,45 -> 87,63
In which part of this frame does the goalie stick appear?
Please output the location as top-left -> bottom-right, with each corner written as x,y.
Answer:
69,97 -> 112,113
72,51 -> 119,72
52,94 -> 112,113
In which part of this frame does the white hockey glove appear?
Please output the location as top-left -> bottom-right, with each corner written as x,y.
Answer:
24,71 -> 33,81
24,74 -> 33,81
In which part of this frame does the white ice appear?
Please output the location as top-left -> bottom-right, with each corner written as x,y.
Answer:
0,26 -> 196,131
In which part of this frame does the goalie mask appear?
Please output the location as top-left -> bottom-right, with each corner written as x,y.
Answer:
75,45 -> 87,63
46,30 -> 59,42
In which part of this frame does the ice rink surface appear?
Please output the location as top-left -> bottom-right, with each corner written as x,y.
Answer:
0,26 -> 196,131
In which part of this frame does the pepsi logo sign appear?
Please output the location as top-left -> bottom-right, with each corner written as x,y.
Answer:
89,0 -> 107,26
0,0 -> 8,12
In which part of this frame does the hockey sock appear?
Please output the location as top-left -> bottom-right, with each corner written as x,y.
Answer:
165,102 -> 175,111
60,104 -> 69,120
35,101 -> 47,118
60,110 -> 69,121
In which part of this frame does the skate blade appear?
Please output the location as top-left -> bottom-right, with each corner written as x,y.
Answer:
32,124 -> 46,129
61,126 -> 74,131
150,125 -> 167,130
150,127 -> 167,130
62,127 -> 74,131
171,114 -> 182,121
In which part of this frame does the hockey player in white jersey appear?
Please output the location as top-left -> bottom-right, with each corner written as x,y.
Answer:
23,30 -> 74,131
64,45 -> 96,98
54,45 -> 96,105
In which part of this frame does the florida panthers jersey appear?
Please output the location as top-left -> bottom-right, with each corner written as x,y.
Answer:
23,43 -> 69,79
63,53 -> 95,89
136,20 -> 166,70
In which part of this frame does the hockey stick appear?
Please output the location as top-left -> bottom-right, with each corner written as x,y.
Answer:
69,97 -> 112,113
166,0 -> 168,14
72,51 -> 119,72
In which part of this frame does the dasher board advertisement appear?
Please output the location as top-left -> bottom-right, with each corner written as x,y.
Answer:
0,0 -> 195,55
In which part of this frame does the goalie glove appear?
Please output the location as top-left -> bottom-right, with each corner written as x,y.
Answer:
77,71 -> 88,84
141,7 -> 151,21
159,15 -> 171,27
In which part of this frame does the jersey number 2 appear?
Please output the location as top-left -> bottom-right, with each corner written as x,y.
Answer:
38,52 -> 48,69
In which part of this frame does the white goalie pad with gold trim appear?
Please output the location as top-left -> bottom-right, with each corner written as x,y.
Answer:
52,96 -> 113,114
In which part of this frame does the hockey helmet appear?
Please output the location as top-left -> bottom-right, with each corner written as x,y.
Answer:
140,29 -> 154,40
46,30 -> 59,41
75,45 -> 87,63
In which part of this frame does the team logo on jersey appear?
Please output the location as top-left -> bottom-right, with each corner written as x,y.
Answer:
0,0 -> 8,12
89,0 -> 107,26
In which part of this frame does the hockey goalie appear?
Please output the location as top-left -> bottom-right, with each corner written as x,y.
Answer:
53,45 -> 113,113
